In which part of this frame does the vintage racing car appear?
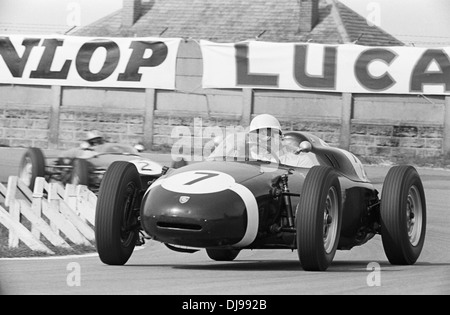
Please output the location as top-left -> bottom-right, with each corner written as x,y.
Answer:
18,143 -> 164,193
94,131 -> 426,271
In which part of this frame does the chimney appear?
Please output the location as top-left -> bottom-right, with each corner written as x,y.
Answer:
122,0 -> 142,27
299,0 -> 319,32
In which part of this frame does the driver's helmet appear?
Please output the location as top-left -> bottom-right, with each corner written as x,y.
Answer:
84,130 -> 105,146
249,114 -> 282,134
249,114 -> 282,144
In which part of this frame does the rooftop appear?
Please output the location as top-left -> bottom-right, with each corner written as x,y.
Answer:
74,0 -> 403,46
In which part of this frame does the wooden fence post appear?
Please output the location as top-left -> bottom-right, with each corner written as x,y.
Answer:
8,200 -> 20,248
5,177 -> 19,247
143,88 -> 156,150
340,93 -> 353,150
47,182 -> 61,236
241,89 -> 253,127
76,185 -> 96,226
64,184 -> 78,215
444,96 -> 450,157
49,85 -> 62,149
5,176 -> 18,208
31,177 -> 45,240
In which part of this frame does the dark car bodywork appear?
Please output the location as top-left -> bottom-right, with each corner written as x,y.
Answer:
141,132 -> 379,252
96,130 -> 426,271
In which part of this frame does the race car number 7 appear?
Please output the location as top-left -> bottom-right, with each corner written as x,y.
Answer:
161,170 -> 236,194
184,172 -> 219,186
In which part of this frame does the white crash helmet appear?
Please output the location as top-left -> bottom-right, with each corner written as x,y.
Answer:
249,114 -> 282,135
85,130 -> 104,142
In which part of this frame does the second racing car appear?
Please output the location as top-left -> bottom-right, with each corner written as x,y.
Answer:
18,140 -> 164,193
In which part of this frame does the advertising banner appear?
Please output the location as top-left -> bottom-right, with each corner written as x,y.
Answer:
0,35 -> 181,89
201,40 -> 450,95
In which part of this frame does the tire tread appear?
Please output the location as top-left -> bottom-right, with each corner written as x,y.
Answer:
380,165 -> 426,265
95,161 -> 141,265
297,166 -> 341,271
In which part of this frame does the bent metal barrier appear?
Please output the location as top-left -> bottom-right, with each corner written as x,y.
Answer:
0,177 -> 97,254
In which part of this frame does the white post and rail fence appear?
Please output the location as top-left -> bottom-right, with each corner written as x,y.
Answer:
0,176 -> 97,255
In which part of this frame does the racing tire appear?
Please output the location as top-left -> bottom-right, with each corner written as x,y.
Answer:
95,161 -> 142,265
18,147 -> 46,191
206,248 -> 240,261
70,159 -> 90,186
296,166 -> 342,271
380,165 -> 426,265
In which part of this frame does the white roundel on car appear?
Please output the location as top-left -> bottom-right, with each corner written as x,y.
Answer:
129,160 -> 163,176
161,170 -> 236,194
160,170 -> 259,247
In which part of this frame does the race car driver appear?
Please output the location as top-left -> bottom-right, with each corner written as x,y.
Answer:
58,130 -> 106,160
83,130 -> 106,148
248,114 -> 317,168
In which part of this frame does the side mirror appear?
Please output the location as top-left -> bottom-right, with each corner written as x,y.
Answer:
134,144 -> 145,152
295,141 -> 312,155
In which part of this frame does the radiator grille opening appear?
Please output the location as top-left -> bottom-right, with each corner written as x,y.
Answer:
157,221 -> 202,231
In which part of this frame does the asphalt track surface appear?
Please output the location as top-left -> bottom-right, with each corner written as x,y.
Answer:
0,148 -> 449,295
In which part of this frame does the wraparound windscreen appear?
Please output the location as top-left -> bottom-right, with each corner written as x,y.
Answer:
201,40 -> 450,95
0,35 -> 181,89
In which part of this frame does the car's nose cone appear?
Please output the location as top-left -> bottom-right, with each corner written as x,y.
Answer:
141,185 -> 248,248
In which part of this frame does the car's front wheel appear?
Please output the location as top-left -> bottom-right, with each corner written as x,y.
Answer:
380,165 -> 426,265
95,161 -> 142,265
18,147 -> 46,191
296,166 -> 342,271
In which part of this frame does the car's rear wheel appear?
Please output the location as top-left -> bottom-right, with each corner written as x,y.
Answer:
380,165 -> 426,265
296,166 -> 342,271
206,248 -> 240,261
95,161 -> 142,265
70,159 -> 90,186
18,147 -> 46,191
